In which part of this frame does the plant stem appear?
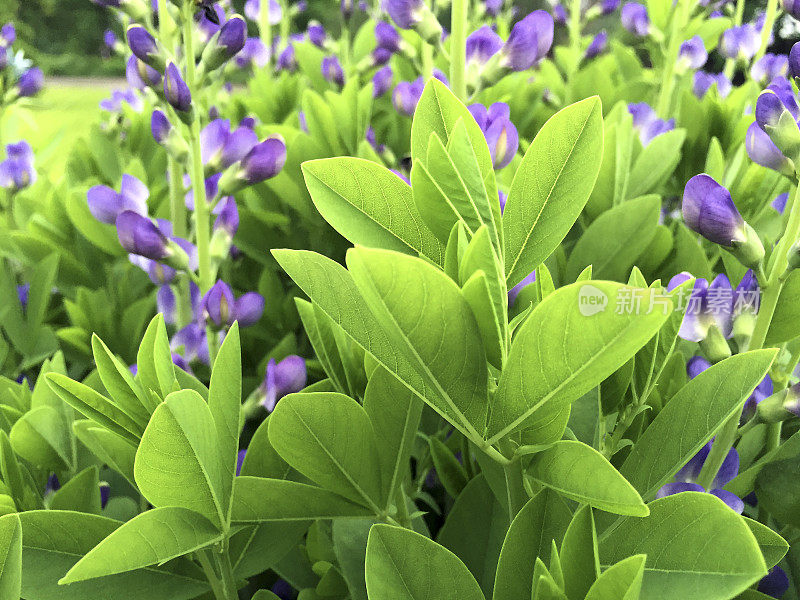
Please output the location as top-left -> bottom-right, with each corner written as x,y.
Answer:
196,550 -> 228,600
421,42 -> 434,80
181,1 -> 219,363
656,0 -> 691,118
215,547 -> 238,600
502,458 -> 527,521
258,0 -> 273,65
722,0 -> 746,77
168,157 -> 191,328
568,0 -> 582,58
450,0 -> 468,101
754,0 -> 779,65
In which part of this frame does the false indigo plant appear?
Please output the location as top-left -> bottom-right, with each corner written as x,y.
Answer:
5,2 -> 800,600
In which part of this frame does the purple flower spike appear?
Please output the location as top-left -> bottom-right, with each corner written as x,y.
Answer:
116,211 -> 171,260
372,65 -> 393,98
17,68 -> 43,97
386,0 -> 425,29
127,25 -> 161,67
234,292 -> 265,326
501,10 -> 553,71
678,36 -> 707,70
322,56 -> 345,87
682,174 -> 746,247
585,31 -> 608,60
469,102 -> 519,169
466,26 -> 503,66
88,174 -> 149,224
164,62 -> 192,112
621,3 -> 649,36
261,356 -> 307,412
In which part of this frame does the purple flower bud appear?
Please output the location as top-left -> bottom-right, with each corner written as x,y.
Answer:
553,4 -> 567,25
261,355 -> 307,412
17,68 -> 43,97
88,174 -> 149,224
686,355 -> 711,379
667,271 -> 693,291
322,55 -> 345,86
678,36 -> 707,70
602,0 -> 620,14
151,110 -> 172,145
375,21 -> 401,52
469,102 -> 519,169
386,0 -> 425,29
466,26 -> 503,66
720,24 -> 759,61
678,274 -> 734,343
742,374 -> 773,423
219,15 -> 247,56
204,280 -> 236,327
621,3 -> 649,36
127,25 -> 161,67
759,567 -> 790,599
238,136 -> 286,184
17,283 -> 29,311
485,0 -> 503,17
693,71 -> 732,99
0,23 -> 15,47
0,140 -> 36,190
213,196 -> 239,237
783,0 -> 800,19
202,119 -> 259,171
682,174 -> 746,247
308,22 -> 326,47
392,77 -> 425,116
164,62 -> 192,112
276,42 -> 296,71
585,31 -> 608,60
508,270 -> 536,307
501,10 -> 553,71
746,121 -> 793,174
158,285 -> 177,324
790,42 -> 800,80
126,56 -> 161,90
104,30 -> 118,49
371,47 -> 393,66
116,211 -> 171,260
372,65 -> 393,97
236,449 -> 247,476
234,292 -> 265,326
752,53 -> 789,85
628,102 -> 675,146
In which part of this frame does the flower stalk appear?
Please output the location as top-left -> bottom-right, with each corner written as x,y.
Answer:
450,0 -> 468,101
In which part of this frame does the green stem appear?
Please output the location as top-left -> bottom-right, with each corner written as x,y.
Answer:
568,0 -> 582,58
421,42 -> 434,80
394,484 -> 412,529
181,1 -> 218,363
754,0 -> 779,65
167,156 -> 191,328
450,0 -> 468,101
656,0 -> 691,117
215,548 -> 238,600
502,458 -> 527,521
258,0 -> 273,64
196,551 -> 228,600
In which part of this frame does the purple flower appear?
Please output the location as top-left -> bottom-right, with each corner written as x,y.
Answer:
678,36 -> 707,70
682,175 -> 746,247
244,0 -> 282,25
508,270 -> 536,307
202,15 -> 248,71
469,102 -> 519,169
693,71 -> 732,99
104,30 -> 119,49
752,53 -> 789,86
386,0 -> 425,29
741,374 -> 773,423
656,440 -> 744,513
184,173 -> 222,210
127,25 -> 161,68
322,56 -> 345,86
100,89 -> 143,113
375,21 -> 401,52
164,62 -> 192,112
485,0 -> 504,16
213,196 -> 239,237
720,24 -> 759,61
0,141 -> 36,191
783,0 -> 800,19
758,566 -> 789,598
308,22 -> 326,47
235,38 -> 270,69
585,31 -> 608,60
628,102 -> 675,146
392,77 -> 425,116
126,56 -> 161,90
234,136 -> 287,186
790,41 -> 800,80
686,355 -> 711,379
151,110 -> 172,145
260,355 -> 307,412
500,10 -> 553,71
621,3 -> 649,36
667,271 -> 694,291
88,174 -> 149,224
756,77 -> 800,129
372,65 -> 393,98
677,275 -> 734,343
276,43 -> 297,72
17,68 -> 43,97
601,0 -> 620,14
236,449 -> 247,476
116,211 -> 171,261
466,26 -> 503,67
201,119 -> 259,172
553,4 -> 567,25
0,23 -> 15,47
746,122 -> 794,175
203,280 -> 264,328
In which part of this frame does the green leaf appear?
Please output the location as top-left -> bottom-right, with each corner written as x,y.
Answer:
584,554 -> 645,600
239,415 -> 294,480
91,334 -> 153,426
73,420 -> 136,486
134,390 -> 226,528
365,524 -> 485,600
599,493 -> 767,599
61,507 -> 223,584
566,195 -> 660,282
489,282 -> 669,442
503,97 -> 604,288
273,248 -> 489,441
620,350 -> 777,498
742,517 -> 788,569
428,437 -> 469,498
49,466 -> 101,514
9,406 -> 73,471
527,441 -> 648,516
269,392 -> 383,510
755,455 -> 800,528
302,157 -> 444,263
230,521 -> 309,579
46,373 -> 142,444
626,129 -> 686,198
560,505 -> 600,600
765,270 -> 800,345
437,475 -> 506,596
231,476 -> 373,521
135,314 -> 177,399
0,514 -> 21,600
19,510 -> 209,600
493,488 -> 572,600
208,321 -> 242,521
363,367 -> 423,507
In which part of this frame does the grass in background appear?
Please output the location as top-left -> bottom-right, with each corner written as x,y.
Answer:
1,81 -> 118,181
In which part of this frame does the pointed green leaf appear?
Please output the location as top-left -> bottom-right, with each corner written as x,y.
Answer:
561,505 -> 600,600
0,514 -> 21,600
584,554 -> 646,600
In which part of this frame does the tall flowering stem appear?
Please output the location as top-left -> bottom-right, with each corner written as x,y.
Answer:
450,0 -> 468,101
568,0 -> 582,59
754,0 -> 779,65
180,0 -> 218,362
656,0 -> 692,117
